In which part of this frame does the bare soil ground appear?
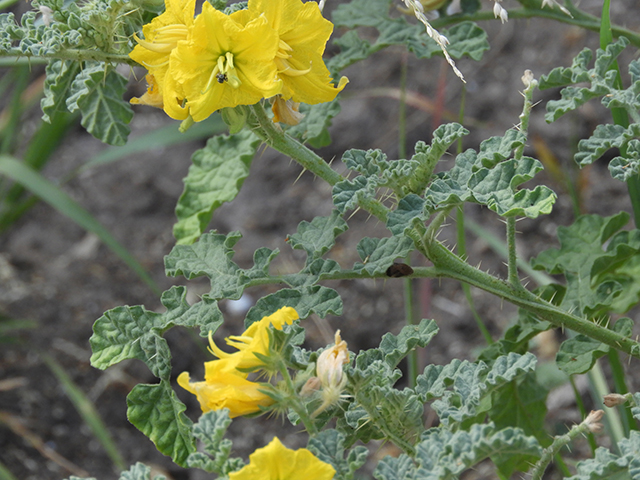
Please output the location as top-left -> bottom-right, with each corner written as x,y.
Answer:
1,1 -> 640,479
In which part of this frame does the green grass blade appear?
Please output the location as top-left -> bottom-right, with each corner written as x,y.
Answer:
0,155 -> 160,294
0,461 -> 19,480
79,114 -> 226,172
41,354 -> 126,471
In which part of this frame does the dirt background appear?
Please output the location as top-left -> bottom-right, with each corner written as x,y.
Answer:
1,1 -> 640,479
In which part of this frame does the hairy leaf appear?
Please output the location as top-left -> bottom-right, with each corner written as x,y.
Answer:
532,212 -> 640,316
287,210 -> 348,265
66,62 -> 133,145
244,286 -> 343,327
354,235 -> 415,275
90,287 -> 223,378
127,381 -> 195,467
565,430 -> 640,479
307,430 -> 368,480
186,410 -> 244,474
173,130 -> 260,245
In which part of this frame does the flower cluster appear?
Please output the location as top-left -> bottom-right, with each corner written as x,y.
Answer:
130,0 -> 348,124
177,307 -> 299,418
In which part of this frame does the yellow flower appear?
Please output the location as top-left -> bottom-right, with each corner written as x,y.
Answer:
239,0 -> 348,106
177,356 -> 274,418
169,3 -> 282,122
228,437 -> 336,480
129,0 -> 195,118
208,306 -> 299,370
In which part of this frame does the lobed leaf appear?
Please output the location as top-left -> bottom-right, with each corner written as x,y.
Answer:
531,212 -> 640,316
541,37 -> 635,123
307,430 -> 368,480
374,423 -> 541,479
287,210 -> 348,265
173,130 -> 260,245
90,287 -> 223,378
41,60 -> 81,123
565,431 -> 640,479
243,286 -> 343,327
185,410 -> 244,474
556,317 -> 633,375
66,62 -> 133,145
575,124 -> 640,166
379,318 -> 439,368
354,235 -> 415,275
127,381 -> 195,467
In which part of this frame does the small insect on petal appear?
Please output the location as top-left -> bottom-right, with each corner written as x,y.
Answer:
386,262 -> 414,278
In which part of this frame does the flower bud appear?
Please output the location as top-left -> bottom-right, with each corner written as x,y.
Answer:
584,410 -> 605,434
603,393 -> 628,408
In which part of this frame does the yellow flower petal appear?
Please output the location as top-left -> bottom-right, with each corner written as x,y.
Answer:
178,357 -> 274,418
246,0 -> 348,104
170,3 -> 282,122
228,437 -> 336,480
208,306 -> 299,370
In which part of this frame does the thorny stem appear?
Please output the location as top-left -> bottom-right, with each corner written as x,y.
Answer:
529,411 -> 605,480
506,71 -> 538,288
276,360 -> 318,435
0,49 -> 137,66
249,102 -> 640,361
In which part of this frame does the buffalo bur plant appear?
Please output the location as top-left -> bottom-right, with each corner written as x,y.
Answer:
2,0 -> 640,478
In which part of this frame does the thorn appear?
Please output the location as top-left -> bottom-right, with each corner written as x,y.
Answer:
293,168 -> 306,185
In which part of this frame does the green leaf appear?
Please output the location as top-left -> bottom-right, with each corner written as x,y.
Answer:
119,463 -> 164,480
575,124 -> 640,166
541,37 -> 632,123
417,353 -> 538,428
407,423 -> 542,478
90,286 -> 223,378
66,62 -> 133,146
436,22 -> 489,62
556,317 -> 633,375
386,194 -> 427,236
41,60 -> 81,123
556,334 -> 609,376
287,210 -> 348,265
332,175 -> 376,213
488,372 -> 549,449
425,140 -> 557,219
374,454 -> 416,480
379,318 -> 438,368
331,0 -> 488,69
186,410 -> 244,474
165,231 -> 250,300
531,212 -> 639,316
127,381 -> 195,467
244,286 -> 343,327
565,430 -> 640,479
354,235 -> 415,275
173,130 -> 260,245
307,430 -> 368,480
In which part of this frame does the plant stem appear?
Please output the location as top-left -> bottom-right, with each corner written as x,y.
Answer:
277,362 -> 318,435
430,7 -> 640,48
0,49 -> 137,66
249,104 -> 640,360
529,411 -> 604,480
